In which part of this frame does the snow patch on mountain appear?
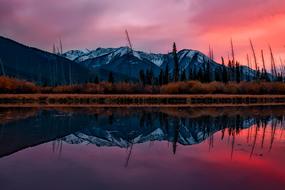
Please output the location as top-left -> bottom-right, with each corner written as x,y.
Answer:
63,50 -> 89,61
64,47 -> 133,63
64,47 -> 173,67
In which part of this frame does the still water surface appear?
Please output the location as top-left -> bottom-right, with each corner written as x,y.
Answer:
0,107 -> 285,190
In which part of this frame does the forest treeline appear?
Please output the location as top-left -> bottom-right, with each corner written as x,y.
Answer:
1,42 -> 285,94
1,76 -> 285,94
101,42 -> 284,86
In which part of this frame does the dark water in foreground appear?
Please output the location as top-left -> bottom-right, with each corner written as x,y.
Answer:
0,107 -> 285,190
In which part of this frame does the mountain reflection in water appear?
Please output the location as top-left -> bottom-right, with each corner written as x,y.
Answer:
0,107 -> 285,190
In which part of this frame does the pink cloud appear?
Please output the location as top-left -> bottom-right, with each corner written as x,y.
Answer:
0,0 -> 284,68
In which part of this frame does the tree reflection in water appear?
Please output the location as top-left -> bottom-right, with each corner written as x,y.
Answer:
0,107 -> 285,164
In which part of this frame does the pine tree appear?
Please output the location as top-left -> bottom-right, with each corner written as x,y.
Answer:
146,70 -> 150,84
256,69 -> 261,81
215,57 -> 225,82
108,72 -> 114,84
261,68 -> 270,82
277,73 -> 282,82
227,60 -> 232,81
180,70 -> 187,81
205,60 -> 211,82
197,68 -> 203,82
264,69 -> 270,82
146,69 -> 154,85
189,68 -> 197,81
236,62 -> 241,83
159,69 -> 164,85
188,66 -> 192,81
139,70 -> 145,86
215,68 -> 222,82
149,69 -> 154,85
164,63 -> 169,84
173,42 -> 179,82
240,66 -> 243,82
94,75 -> 99,84
222,63 -> 228,83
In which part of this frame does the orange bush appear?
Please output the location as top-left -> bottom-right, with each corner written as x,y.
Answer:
161,81 -> 224,94
0,76 -> 38,93
1,76 -> 285,94
160,81 -> 285,95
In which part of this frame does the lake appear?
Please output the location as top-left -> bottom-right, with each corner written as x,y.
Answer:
0,106 -> 285,190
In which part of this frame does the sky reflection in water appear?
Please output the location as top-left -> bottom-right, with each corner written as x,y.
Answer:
0,107 -> 285,190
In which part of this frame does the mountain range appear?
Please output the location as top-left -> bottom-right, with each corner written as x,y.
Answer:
63,46 -> 256,82
0,36 -> 256,85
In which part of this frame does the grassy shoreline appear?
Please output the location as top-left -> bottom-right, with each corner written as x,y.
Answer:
2,76 -> 285,95
1,94 -> 285,107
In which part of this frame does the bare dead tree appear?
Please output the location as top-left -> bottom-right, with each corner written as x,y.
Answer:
269,45 -> 278,78
208,45 -> 214,60
269,119 -> 277,152
261,50 -> 267,73
208,45 -> 212,59
246,54 -> 250,68
52,44 -> 56,54
124,143 -> 133,168
125,29 -> 133,52
250,126 -> 258,159
249,39 -> 258,71
125,29 -> 134,79
279,57 -> 285,77
227,52 -> 230,63
246,54 -> 250,81
56,47 -> 60,55
59,38 -> 63,55
261,122 -> 266,149
230,38 -> 235,63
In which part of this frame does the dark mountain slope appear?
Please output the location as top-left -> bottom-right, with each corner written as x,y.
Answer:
0,36 -> 94,85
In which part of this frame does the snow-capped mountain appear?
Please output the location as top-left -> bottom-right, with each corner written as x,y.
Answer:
63,47 -> 211,69
62,47 -> 211,81
63,47 -> 163,80
62,115 -> 255,148
63,47 -> 259,82
63,49 -> 90,61
63,47 -> 164,66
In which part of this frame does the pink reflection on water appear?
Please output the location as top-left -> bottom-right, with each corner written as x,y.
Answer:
1,120 -> 285,190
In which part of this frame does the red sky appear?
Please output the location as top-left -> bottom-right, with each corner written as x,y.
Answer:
1,0 -> 285,68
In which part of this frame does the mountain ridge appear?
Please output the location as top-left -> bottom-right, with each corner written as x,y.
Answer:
0,35 -> 259,84
63,46 -> 257,82
0,36 -> 95,85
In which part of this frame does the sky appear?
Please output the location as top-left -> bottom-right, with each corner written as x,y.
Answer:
1,0 -> 285,67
